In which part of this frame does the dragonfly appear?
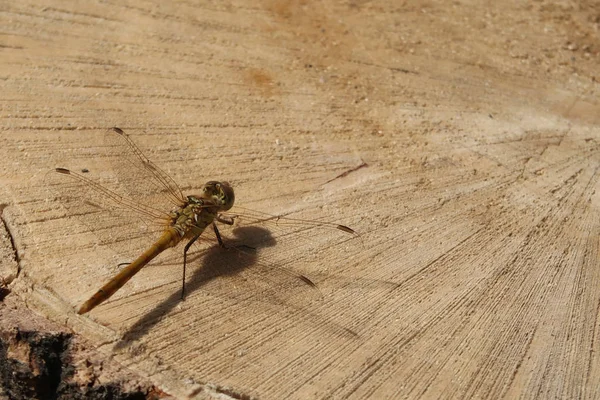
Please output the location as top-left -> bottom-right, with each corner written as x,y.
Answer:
51,127 -> 355,315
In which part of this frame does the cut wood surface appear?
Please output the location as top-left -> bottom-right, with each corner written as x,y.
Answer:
1,1 -> 600,399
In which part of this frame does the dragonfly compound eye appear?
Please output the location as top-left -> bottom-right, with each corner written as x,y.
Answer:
201,181 -> 235,211
219,181 -> 235,211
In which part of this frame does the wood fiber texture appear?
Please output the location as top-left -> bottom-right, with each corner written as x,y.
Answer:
1,1 -> 599,399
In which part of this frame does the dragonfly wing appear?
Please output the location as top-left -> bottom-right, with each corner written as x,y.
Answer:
222,205 -> 356,235
192,248 -> 322,308
184,224 -> 358,339
216,206 -> 357,263
47,167 -> 170,262
180,203 -> 355,307
101,127 -> 186,213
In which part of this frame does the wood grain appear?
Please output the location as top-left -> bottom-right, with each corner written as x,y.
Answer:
1,0 -> 599,398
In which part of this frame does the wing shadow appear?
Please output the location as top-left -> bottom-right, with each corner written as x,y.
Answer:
114,225 -> 358,350
114,225 -> 269,349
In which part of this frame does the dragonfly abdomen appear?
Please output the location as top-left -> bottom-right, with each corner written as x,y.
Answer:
77,227 -> 182,314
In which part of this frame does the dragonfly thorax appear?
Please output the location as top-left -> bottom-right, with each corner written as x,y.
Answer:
170,182 -> 233,238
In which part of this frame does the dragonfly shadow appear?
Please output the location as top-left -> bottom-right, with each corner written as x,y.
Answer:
114,225 -> 272,349
114,225 -> 359,350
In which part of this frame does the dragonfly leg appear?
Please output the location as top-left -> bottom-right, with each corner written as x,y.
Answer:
216,214 -> 235,225
213,221 -> 258,253
182,234 -> 201,300
212,222 -> 226,248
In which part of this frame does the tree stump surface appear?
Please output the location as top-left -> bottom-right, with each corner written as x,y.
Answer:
1,1 -> 599,399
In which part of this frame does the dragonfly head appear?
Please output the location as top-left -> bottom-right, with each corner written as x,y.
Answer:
200,181 -> 235,211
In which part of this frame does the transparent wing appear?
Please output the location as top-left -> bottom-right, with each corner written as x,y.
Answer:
102,127 -> 186,211
47,127 -> 187,262
48,127 -> 358,312
191,228 -> 359,339
46,167 -> 172,261
219,205 -> 357,260
114,223 -> 359,346
179,206 -> 358,308
225,205 -> 356,235
180,225 -> 323,308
